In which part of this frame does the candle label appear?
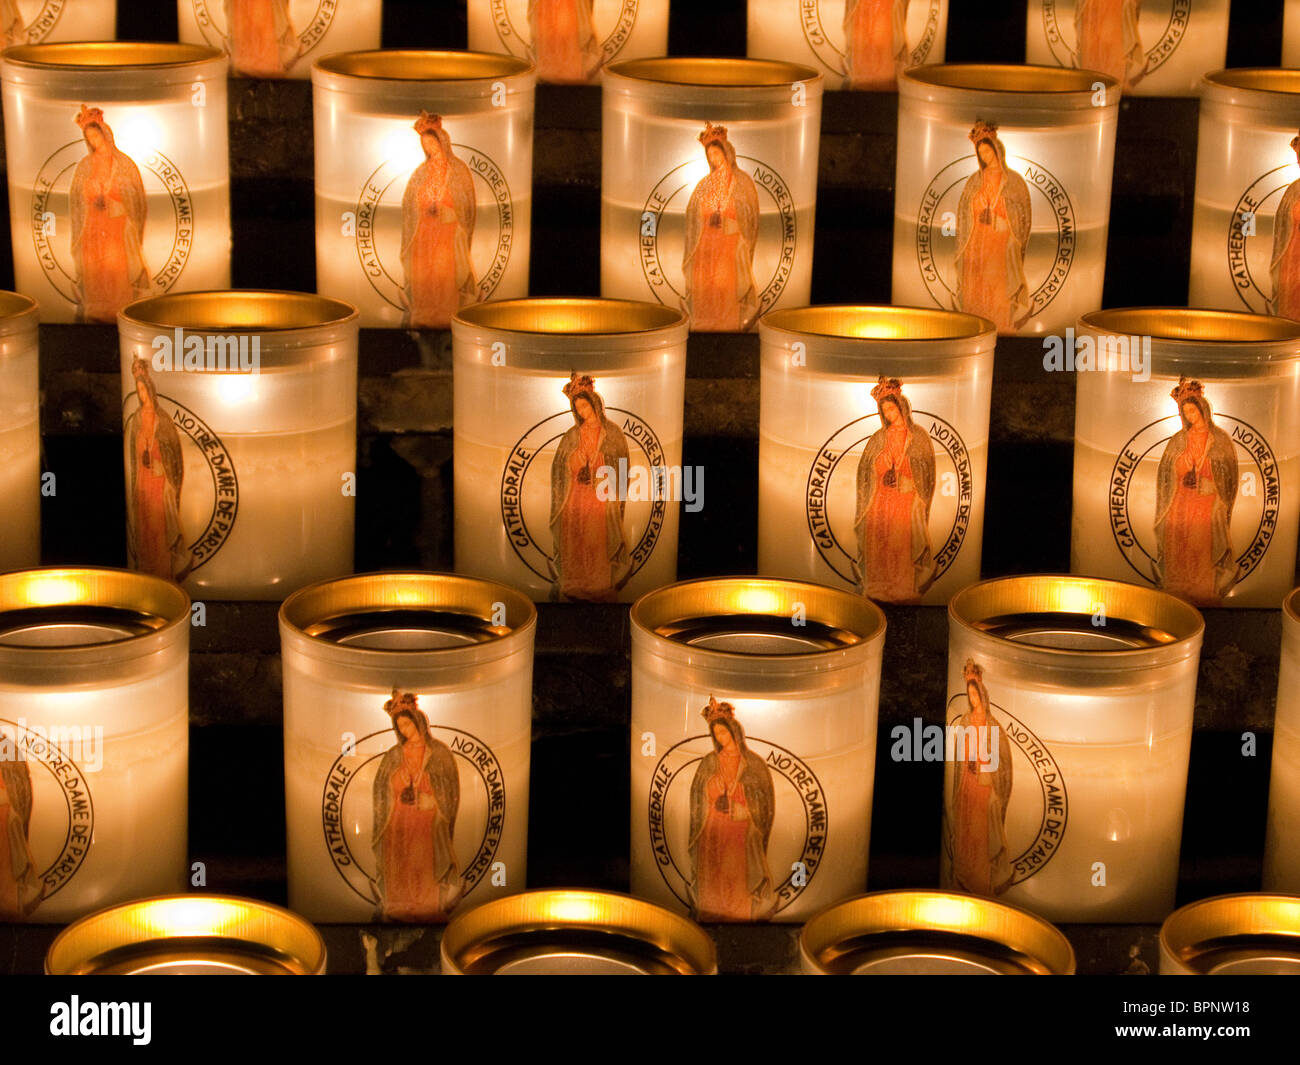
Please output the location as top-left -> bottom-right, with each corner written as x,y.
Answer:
1107,377 -> 1276,607
32,106 -> 195,324
123,357 -> 240,584
1034,0 -> 1191,91
916,120 -> 1075,334
1225,140 -> 1300,317
190,0 -> 340,77
795,0 -> 943,84
4,1 -> 71,45
320,690 -> 506,921
941,659 -> 1069,897
647,696 -> 826,922
640,122 -> 797,332
804,375 -> 972,603
485,0 -> 640,76
0,717 -> 95,920
501,373 -> 666,602
353,112 -> 514,329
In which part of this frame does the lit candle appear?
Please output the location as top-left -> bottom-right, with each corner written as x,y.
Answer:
313,51 -> 535,329
0,292 -> 40,571
630,577 -> 886,923
1189,70 -> 1300,318
893,65 -> 1119,337
441,889 -> 717,974
452,298 -> 688,602
602,58 -> 823,333
0,567 -> 189,923
944,575 -> 1203,923
0,43 -> 231,324
1071,309 -> 1300,608
1264,587 -> 1300,893
279,572 -> 536,923
746,0 -> 949,91
1287,1 -> 1300,67
1025,0 -> 1229,96
758,305 -> 994,606
1161,894 -> 1300,974
178,0 -> 382,79
3,0 -> 116,45
46,895 -> 327,974
117,291 -> 359,601
466,0 -> 669,85
800,890 -> 1076,974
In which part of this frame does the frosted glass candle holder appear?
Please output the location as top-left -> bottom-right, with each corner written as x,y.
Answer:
0,43 -> 231,324
1265,588 -> 1300,894
601,58 -> 823,333
893,65 -> 1119,337
1188,70 -> 1300,319
466,0 -> 669,84
1025,0 -> 1230,96
630,577 -> 886,923
746,0 -> 949,91
452,298 -> 688,603
3,1 -> 116,45
943,574 -> 1203,924
758,305 -> 995,605
313,50 -> 535,329
178,0 -> 382,79
117,291 -> 359,600
0,567 -> 189,923
1071,309 -> 1300,609
280,572 -> 536,923
0,293 -> 41,572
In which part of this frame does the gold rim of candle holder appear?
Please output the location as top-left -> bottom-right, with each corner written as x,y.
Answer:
900,63 -> 1118,111
45,894 -> 327,975
2,41 -> 225,70
0,566 -> 189,665
606,56 -> 821,88
949,574 -> 1203,672
1202,68 -> 1300,98
630,577 -> 886,686
1078,307 -> 1300,375
452,297 -> 689,362
1284,586 -> 1300,628
440,889 -> 718,975
119,291 -> 359,370
799,890 -> 1076,975
314,49 -> 533,84
280,571 -> 537,666
0,290 -> 38,338
759,304 -> 995,374
1159,893 -> 1300,975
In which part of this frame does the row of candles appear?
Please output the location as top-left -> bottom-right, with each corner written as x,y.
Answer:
4,1 -> 1285,92
3,561 -> 1299,974
17,40 -> 1300,340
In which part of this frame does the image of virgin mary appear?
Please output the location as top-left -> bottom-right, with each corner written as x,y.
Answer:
2,0 -> 24,47
954,119 -> 1031,334
1269,133 -> 1300,320
1153,377 -> 1239,606
223,0 -> 299,78
682,122 -> 760,332
124,357 -> 192,583
1074,0 -> 1146,92
549,372 -> 632,602
945,659 -> 1014,898
853,376 -> 937,603
400,111 -> 478,330
0,751 -> 40,920
70,106 -> 150,324
688,697 -> 777,923
528,0 -> 602,84
842,0 -> 909,91
372,690 -> 462,922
